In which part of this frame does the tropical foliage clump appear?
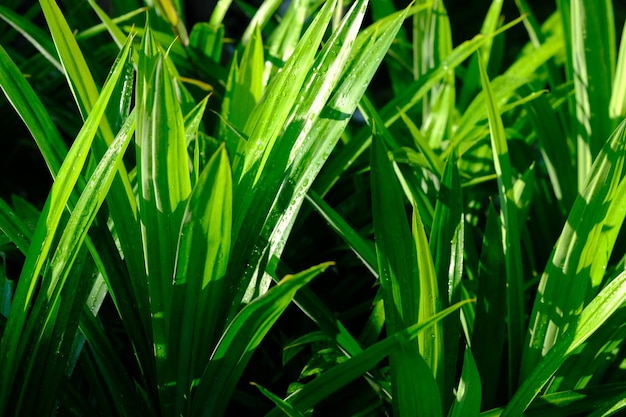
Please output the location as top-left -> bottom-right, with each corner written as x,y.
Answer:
1,0 -> 626,416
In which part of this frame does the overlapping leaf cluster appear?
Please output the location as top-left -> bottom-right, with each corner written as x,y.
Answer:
1,0 -> 626,416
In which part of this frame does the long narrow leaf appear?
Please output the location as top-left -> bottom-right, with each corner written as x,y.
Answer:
522,119 -> 626,379
478,51 -> 524,392
503,269 -> 626,416
266,299 -> 474,417
0,36 -> 133,414
371,132 -> 442,417
192,262 -> 334,417
168,145 -> 232,416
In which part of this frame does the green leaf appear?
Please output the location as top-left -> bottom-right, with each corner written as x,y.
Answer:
220,24 -> 264,156
228,0 -> 407,317
313,16 -> 526,198
412,202 -> 444,387
266,299 -> 474,417
167,145 -> 232,416
265,0 -> 308,79
15,108 -> 135,417
0,5 -> 62,72
85,0 -> 131,48
570,0 -> 616,186
449,347 -> 481,417
0,43 -> 67,177
522,119 -> 626,379
398,109 -> 444,177
478,50 -> 525,392
429,152 -> 465,407
371,132 -> 442,417
192,262 -> 334,417
503,268 -> 626,416
134,23 -> 192,411
41,1 -> 143,329
209,0 -> 233,26
458,0 -> 504,108
79,308 -> 151,417
189,22 -> 224,63
252,383 -> 307,417
305,190 -> 378,276
0,198 -> 33,255
40,0 -> 100,120
471,204 -> 506,409
523,84 -> 576,209
0,35 -> 134,415
610,20 -> 626,118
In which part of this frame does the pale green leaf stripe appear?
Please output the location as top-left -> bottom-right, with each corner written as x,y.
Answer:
587,175 -> 626,295
192,262 -> 334,417
266,299 -> 474,417
220,24 -> 264,155
184,96 -> 210,146
478,51 -> 525,391
413,205 -> 444,386
228,0 -> 389,314
610,20 -> 626,118
274,3 -> 410,275
284,0 -> 370,171
222,0 -> 336,304
42,0 -> 138,220
0,36 -> 134,415
183,96 -> 210,183
502,269 -> 626,416
0,5 -> 62,72
571,0 -> 616,186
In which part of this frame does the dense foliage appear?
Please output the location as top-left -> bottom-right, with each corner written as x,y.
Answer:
1,0 -> 626,416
